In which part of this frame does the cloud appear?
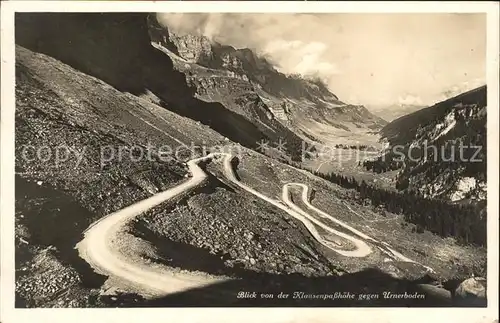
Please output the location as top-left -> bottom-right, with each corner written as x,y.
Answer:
397,94 -> 424,106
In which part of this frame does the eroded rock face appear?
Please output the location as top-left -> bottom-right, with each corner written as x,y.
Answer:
379,86 -> 487,205
186,75 -> 254,95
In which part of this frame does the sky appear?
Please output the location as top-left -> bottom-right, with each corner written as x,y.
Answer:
157,13 -> 486,107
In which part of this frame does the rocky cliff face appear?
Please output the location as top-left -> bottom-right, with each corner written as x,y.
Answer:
209,43 -> 342,104
149,19 -> 327,101
147,14 -> 386,148
148,15 -> 214,65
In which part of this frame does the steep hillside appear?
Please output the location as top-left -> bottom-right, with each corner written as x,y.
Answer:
15,13 -> 301,161
381,86 -> 486,146
365,86 -> 487,203
15,43 -> 354,307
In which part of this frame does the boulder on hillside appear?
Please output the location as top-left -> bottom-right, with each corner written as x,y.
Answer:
454,277 -> 486,306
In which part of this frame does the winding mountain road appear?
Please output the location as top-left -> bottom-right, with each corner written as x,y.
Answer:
76,152 -> 432,297
284,183 -> 434,272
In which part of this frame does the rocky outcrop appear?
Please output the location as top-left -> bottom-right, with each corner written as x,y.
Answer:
147,14 -> 392,143
381,86 -> 487,146
417,284 -> 452,304
221,52 -> 243,70
148,15 -> 213,65
167,33 -> 213,64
